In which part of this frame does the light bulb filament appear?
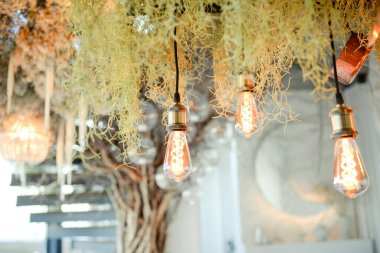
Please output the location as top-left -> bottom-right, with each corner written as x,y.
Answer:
241,95 -> 254,132
333,137 -> 369,198
235,91 -> 258,138
339,139 -> 358,190
171,137 -> 185,176
163,130 -> 192,182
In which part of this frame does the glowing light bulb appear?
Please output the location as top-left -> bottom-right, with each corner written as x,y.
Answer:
333,137 -> 369,198
373,30 -> 379,39
235,90 -> 258,138
18,127 -> 34,140
163,130 -> 192,182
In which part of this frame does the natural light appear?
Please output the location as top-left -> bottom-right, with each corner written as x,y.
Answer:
0,158 -> 46,242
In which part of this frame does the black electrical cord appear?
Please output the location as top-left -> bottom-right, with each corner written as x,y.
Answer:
328,15 -> 344,105
173,26 -> 180,103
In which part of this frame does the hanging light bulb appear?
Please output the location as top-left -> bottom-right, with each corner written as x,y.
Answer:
0,114 -> 51,164
163,25 -> 192,182
163,103 -> 192,182
235,75 -> 259,138
328,15 -> 369,198
330,105 -> 369,198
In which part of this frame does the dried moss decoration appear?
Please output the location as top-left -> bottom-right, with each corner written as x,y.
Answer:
68,0 -> 377,151
68,0 -> 218,153
0,0 -> 73,124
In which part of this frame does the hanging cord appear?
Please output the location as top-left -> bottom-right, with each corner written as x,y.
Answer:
173,26 -> 180,103
328,14 -> 344,105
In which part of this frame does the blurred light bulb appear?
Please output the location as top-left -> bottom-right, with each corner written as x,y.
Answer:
137,101 -> 158,133
127,137 -> 157,165
18,127 -> 33,140
235,90 -> 258,138
187,90 -> 211,123
163,130 -> 192,182
333,137 -> 369,198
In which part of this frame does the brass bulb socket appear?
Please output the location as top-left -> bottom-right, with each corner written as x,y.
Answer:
167,102 -> 187,131
244,78 -> 254,89
241,86 -> 254,93
329,104 -> 358,139
237,73 -> 254,90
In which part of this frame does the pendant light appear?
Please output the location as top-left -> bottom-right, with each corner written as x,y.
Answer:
328,17 -> 369,198
0,114 -> 51,165
233,21 -> 260,138
163,26 -> 192,182
234,74 -> 259,138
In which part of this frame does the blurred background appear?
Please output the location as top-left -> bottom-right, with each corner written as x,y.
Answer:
1,63 -> 380,253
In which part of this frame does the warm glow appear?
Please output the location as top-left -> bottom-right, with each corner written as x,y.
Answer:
333,137 -> 369,198
373,30 -> 379,39
11,120 -> 37,141
368,24 -> 380,48
235,91 -> 258,138
163,130 -> 192,182
0,115 -> 50,164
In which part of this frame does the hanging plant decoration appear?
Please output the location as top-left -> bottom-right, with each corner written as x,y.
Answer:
67,0 -> 377,155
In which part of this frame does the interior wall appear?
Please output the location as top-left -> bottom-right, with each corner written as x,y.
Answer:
166,186 -> 202,253
346,56 -> 380,252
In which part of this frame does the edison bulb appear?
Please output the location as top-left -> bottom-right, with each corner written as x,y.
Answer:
235,91 -> 258,138
333,137 -> 369,198
163,130 -> 192,182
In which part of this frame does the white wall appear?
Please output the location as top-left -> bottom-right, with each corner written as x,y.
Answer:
166,186 -> 202,253
345,57 -> 380,251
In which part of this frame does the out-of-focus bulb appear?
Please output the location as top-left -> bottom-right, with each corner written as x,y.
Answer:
18,126 -> 34,140
235,90 -> 258,138
333,137 -> 369,198
163,130 -> 192,182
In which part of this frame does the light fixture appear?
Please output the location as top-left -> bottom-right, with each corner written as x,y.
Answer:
163,26 -> 192,182
235,74 -> 259,138
328,18 -> 369,198
0,114 -> 51,164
